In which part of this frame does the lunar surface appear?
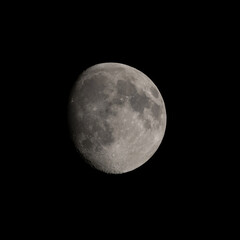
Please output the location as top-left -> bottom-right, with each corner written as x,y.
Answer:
68,62 -> 166,174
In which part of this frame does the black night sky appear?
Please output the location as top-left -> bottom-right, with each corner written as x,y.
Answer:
7,4 -> 224,233
28,21 -> 210,209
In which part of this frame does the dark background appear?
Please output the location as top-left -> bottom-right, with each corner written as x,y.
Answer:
5,3 -> 228,234
28,21 -> 211,212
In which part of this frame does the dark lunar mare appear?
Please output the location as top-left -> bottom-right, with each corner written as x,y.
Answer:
130,92 -> 151,114
150,86 -> 159,98
115,79 -> 162,128
151,102 -> 161,120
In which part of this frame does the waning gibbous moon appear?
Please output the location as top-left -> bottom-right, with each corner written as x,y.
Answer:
68,62 -> 167,174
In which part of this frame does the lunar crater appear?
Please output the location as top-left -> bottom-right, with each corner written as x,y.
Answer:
150,86 -> 159,98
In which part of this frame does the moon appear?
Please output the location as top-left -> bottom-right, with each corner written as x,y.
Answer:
68,62 -> 167,174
